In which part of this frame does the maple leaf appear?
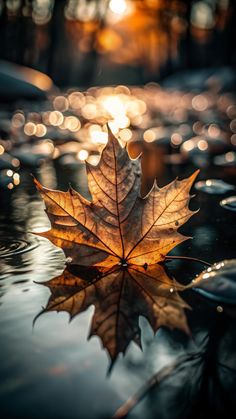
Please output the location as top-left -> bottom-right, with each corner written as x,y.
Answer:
36,263 -> 189,364
34,127 -> 198,267
34,127 -> 199,360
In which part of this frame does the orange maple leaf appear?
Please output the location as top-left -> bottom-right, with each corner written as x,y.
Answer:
34,127 -> 198,268
34,127 -> 199,359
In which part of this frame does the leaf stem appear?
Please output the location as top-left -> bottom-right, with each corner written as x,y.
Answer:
165,255 -> 211,266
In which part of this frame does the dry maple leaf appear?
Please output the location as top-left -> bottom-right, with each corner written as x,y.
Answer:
34,127 -> 199,361
34,127 -> 198,267
36,263 -> 189,364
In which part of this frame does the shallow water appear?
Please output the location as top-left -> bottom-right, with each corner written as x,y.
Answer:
0,159 -> 236,419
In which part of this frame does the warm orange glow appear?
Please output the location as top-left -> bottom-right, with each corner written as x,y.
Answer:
53,96 -> 69,112
171,133 -> 183,146
143,129 -> 156,142
78,149 -> 89,161
18,66 -> 53,91
49,111 -> 64,126
81,104 -> 97,119
109,0 -> 128,15
192,95 -> 208,111
24,122 -> 36,136
12,112 -> 25,128
64,116 -> 81,132
197,139 -> 208,151
35,124 -> 47,137
119,128 -> 132,142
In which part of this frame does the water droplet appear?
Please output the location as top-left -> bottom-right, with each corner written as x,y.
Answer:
220,196 -> 236,212
216,305 -> 223,313
193,259 -> 236,304
195,179 -> 235,194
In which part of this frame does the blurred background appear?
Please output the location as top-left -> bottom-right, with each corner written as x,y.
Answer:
0,0 -> 236,87
0,0 -> 235,87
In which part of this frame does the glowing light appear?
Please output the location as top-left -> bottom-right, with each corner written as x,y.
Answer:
49,111 -> 64,126
107,121 -> 119,134
119,129 -> 132,142
7,183 -> 14,190
12,112 -> 25,128
64,116 -> 81,132
191,2 -> 215,29
113,115 -> 130,129
13,173 -> 20,185
171,133 -> 183,146
7,170 -> 13,177
197,139 -> 208,151
182,140 -> 195,152
52,147 -> 60,159
82,104 -> 97,120
12,158 -> 20,167
225,152 -> 235,162
226,105 -> 236,119
42,111 -> 51,125
109,0 -> 127,15
101,96 -> 126,118
32,140 -> 55,156
90,130 -> 108,145
192,95 -> 208,112
68,92 -> 85,109
128,99 -> 146,117
24,122 -> 36,136
87,155 -> 100,166
193,121 -> 203,134
35,124 -> 47,137
230,134 -> 236,146
0,145 -> 4,155
78,149 -> 89,161
53,96 -> 69,112
230,119 -> 236,133
208,124 -> 220,138
143,129 -> 156,142
217,306 -> 223,313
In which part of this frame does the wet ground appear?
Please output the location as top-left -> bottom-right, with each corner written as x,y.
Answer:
0,79 -> 236,418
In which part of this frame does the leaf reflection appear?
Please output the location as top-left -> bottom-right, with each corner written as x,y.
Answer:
36,263 -> 189,366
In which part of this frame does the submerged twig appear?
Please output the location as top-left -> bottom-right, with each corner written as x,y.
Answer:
165,255 -> 211,267
113,353 -> 202,419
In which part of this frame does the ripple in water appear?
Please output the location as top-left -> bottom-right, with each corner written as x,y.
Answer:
0,236 -> 39,258
195,179 -> 235,194
220,196 -> 236,212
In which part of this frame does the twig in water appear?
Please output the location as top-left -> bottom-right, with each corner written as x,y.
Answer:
113,353 -> 202,419
165,255 -> 211,267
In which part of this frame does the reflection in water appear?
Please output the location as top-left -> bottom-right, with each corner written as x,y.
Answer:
193,259 -> 236,305
220,196 -> 236,212
194,179 -> 235,194
35,263 -> 189,367
115,316 -> 236,419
